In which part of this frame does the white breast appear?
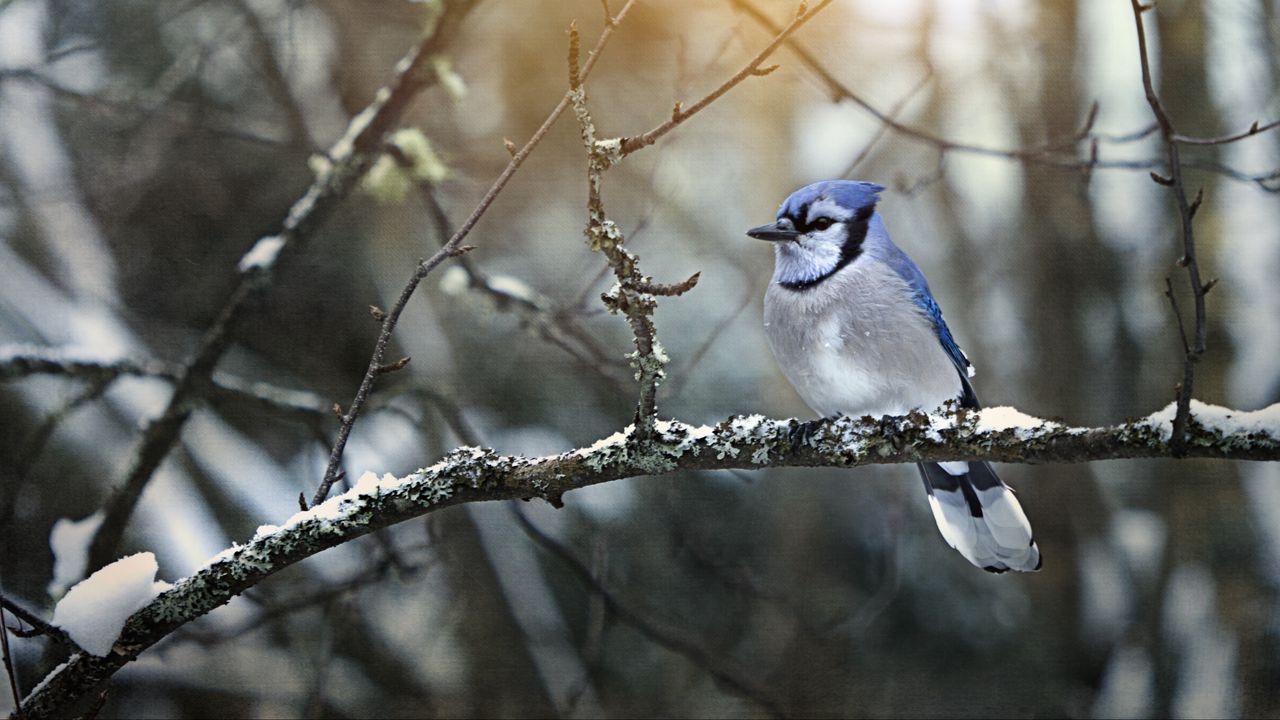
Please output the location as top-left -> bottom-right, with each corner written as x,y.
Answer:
763,260 -> 963,418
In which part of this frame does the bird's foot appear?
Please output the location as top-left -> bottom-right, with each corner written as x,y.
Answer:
788,414 -> 841,454
876,414 -> 905,449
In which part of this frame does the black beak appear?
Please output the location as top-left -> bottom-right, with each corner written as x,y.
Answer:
746,221 -> 799,242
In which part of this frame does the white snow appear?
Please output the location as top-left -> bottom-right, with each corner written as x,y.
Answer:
685,424 -> 715,440
260,472 -> 404,535
439,265 -> 470,295
975,406 -> 1058,435
197,543 -> 241,570
237,235 -> 286,272
27,660 -> 70,698
51,552 -> 171,656
1144,400 -> 1280,440
729,414 -> 768,435
573,430 -> 629,458
47,511 -> 105,598
487,274 -> 535,303
356,471 -> 388,493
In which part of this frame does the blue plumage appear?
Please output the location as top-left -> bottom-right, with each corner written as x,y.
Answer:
876,242 -> 978,407
748,179 -> 1039,573
776,180 -> 885,222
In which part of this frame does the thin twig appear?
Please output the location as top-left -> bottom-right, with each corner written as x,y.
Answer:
840,71 -> 932,178
312,246 -> 463,506
619,0 -> 835,156
311,0 -> 642,505
728,0 -> 1097,161
0,347 -> 334,421
0,588 -> 23,720
1131,0 -> 1207,455
1173,118 -> 1280,146
413,179 -> 632,388
0,595 -> 70,646
509,504 -> 788,718
573,81 -> 681,442
0,67 -> 289,147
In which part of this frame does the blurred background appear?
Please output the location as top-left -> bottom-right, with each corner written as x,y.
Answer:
2,0 -> 1279,717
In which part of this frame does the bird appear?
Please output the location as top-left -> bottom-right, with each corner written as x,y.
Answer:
747,180 -> 1040,573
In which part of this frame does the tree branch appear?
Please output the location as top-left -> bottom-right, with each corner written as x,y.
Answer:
618,0 -> 834,156
729,0 -> 1280,192
73,0 -> 479,575
1130,0 -> 1208,456
0,346 -> 332,421
310,0 -> 641,505
16,401 -> 1280,719
0,595 -> 70,647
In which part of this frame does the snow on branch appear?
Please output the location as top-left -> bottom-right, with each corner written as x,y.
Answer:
16,400 -> 1280,719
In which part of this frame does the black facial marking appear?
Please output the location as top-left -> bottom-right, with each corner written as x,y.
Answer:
794,202 -> 809,229
778,203 -> 876,291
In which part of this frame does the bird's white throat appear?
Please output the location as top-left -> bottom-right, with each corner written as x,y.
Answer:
772,235 -> 846,287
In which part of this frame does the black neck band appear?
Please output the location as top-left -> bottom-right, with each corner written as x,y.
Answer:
777,206 -> 874,291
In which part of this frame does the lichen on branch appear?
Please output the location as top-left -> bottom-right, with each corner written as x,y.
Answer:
569,79 -> 699,444
16,400 -> 1280,718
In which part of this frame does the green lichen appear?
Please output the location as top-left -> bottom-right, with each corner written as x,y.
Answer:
589,219 -> 624,252
592,138 -> 622,169
360,129 -> 447,203
430,55 -> 467,100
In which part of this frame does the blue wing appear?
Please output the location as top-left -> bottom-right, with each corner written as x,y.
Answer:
880,245 -> 980,408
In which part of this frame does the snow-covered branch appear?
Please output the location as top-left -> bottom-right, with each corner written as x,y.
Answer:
17,400 -> 1280,719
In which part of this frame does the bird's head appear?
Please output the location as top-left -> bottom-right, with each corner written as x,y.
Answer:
747,180 -> 884,289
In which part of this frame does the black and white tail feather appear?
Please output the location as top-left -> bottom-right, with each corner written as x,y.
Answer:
918,461 -> 1041,573
919,366 -> 1041,572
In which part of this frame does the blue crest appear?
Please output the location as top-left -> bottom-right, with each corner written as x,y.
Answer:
777,180 -> 885,220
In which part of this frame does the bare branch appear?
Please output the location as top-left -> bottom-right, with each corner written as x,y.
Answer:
840,71 -> 932,178
1174,118 -> 1280,146
618,0 -> 835,156
229,0 -> 315,150
0,595 -> 70,647
1130,0 -> 1208,455
572,84 -> 688,443
0,347 -> 333,421
412,164 -> 633,389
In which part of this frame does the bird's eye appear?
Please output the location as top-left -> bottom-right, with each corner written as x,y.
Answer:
811,217 -> 835,231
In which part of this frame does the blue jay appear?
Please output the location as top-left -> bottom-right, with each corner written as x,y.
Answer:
747,180 -> 1040,573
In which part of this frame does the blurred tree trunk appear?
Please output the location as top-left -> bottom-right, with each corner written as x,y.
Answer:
436,507 -> 559,717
